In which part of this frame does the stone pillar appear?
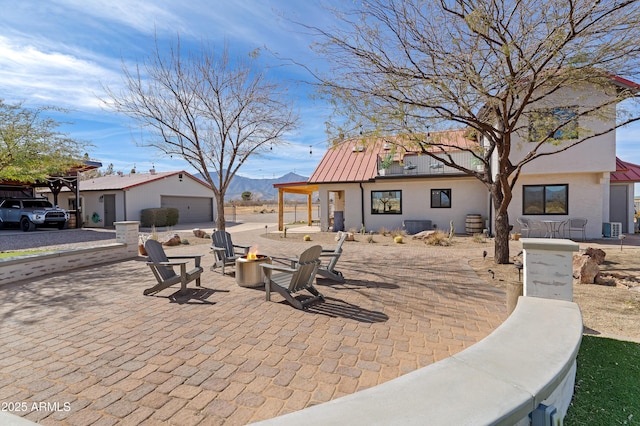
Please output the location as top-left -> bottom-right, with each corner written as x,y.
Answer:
115,221 -> 140,257
522,238 -> 579,301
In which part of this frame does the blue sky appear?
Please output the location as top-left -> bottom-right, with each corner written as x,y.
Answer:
1,0 -> 639,186
0,0 -> 337,179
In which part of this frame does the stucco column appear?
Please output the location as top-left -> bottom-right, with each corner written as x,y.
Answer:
522,238 -> 579,301
115,221 -> 140,257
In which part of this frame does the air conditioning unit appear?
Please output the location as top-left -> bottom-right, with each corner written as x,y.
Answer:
602,222 -> 622,238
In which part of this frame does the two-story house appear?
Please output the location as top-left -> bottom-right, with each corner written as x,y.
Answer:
308,77 -> 639,239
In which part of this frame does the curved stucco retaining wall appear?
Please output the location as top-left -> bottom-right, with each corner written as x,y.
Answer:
254,296 -> 583,426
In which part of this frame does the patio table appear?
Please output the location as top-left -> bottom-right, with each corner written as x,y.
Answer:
541,220 -> 564,238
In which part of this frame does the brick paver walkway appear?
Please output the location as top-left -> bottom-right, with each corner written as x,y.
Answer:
0,229 -> 507,425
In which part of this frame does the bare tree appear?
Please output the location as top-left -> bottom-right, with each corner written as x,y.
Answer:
307,0 -> 640,263
103,39 -> 298,230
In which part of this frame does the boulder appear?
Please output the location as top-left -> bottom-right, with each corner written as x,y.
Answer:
412,230 -> 436,240
193,228 -> 207,238
163,234 -> 182,246
337,231 -> 355,242
584,247 -> 606,264
573,254 -> 600,284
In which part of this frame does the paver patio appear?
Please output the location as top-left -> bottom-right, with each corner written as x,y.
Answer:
0,228 -> 507,425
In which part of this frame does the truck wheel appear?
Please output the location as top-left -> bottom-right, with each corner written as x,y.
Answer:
20,217 -> 36,232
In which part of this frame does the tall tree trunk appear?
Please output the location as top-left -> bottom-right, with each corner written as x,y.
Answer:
491,182 -> 511,264
494,211 -> 511,264
216,196 -> 226,231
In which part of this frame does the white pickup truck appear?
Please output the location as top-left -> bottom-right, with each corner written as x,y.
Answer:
0,198 -> 69,231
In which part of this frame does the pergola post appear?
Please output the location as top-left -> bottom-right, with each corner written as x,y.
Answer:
272,181 -> 319,232
278,188 -> 285,231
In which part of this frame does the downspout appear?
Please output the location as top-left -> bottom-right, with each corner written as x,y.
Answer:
75,173 -> 80,227
360,182 -> 365,231
123,190 -> 127,221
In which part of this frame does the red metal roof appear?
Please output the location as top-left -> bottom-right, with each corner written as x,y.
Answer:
309,130 -> 477,184
611,157 -> 640,183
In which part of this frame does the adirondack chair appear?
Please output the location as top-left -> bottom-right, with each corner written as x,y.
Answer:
317,232 -> 347,283
211,230 -> 250,275
261,245 -> 324,310
143,239 -> 204,295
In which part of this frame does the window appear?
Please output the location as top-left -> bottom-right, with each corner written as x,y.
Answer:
431,189 -> 451,208
528,107 -> 578,142
523,184 -> 568,215
371,190 -> 402,214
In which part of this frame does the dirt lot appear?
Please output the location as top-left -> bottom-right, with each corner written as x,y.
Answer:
262,229 -> 640,342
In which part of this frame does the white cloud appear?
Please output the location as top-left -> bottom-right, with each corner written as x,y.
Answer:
51,0 -> 184,35
0,35 -> 122,109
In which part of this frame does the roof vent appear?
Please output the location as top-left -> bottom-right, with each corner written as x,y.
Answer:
149,168 -> 156,175
352,144 -> 365,152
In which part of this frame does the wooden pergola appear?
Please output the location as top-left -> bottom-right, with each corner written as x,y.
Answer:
272,181 -> 319,231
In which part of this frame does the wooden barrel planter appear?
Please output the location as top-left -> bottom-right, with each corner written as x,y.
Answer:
465,214 -> 483,235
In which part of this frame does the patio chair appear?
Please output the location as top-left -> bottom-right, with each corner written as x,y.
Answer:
517,217 -> 543,238
143,239 -> 204,295
211,230 -> 250,275
564,217 -> 588,241
261,245 -> 324,310
316,232 -> 347,283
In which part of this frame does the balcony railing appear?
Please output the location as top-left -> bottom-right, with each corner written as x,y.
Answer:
378,152 -> 484,177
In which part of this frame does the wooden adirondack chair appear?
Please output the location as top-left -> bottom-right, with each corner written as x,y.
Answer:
143,239 -> 204,295
317,232 -> 347,283
261,245 -> 324,310
211,230 -> 250,275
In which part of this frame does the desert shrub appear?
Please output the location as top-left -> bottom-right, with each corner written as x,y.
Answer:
390,228 -> 405,238
424,230 -> 451,246
140,208 -> 179,227
367,234 -> 375,243
379,226 -> 388,236
472,233 -> 486,243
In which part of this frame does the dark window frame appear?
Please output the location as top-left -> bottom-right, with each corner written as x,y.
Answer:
371,190 -> 402,215
522,184 -> 569,215
431,188 -> 451,208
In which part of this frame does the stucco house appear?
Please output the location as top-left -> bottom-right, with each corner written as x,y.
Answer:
42,170 -> 215,228
309,78 -> 640,239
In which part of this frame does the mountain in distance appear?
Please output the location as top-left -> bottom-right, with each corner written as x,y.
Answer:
195,171 -> 310,201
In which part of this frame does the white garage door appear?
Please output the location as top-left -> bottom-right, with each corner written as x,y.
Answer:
161,196 -> 213,223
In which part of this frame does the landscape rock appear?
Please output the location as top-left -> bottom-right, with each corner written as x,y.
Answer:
584,247 -> 606,264
573,254 -> 600,284
193,228 -> 207,238
412,230 -> 436,240
163,234 -> 182,246
337,231 -> 355,242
